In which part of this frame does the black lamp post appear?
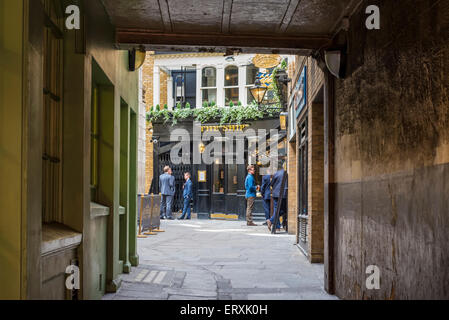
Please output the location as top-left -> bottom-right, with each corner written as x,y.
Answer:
249,79 -> 268,107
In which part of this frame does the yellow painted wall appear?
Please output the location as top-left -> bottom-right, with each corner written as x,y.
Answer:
0,0 -> 24,299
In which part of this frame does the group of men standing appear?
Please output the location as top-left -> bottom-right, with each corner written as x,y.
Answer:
245,165 -> 287,231
158,166 -> 193,220
158,164 -> 287,229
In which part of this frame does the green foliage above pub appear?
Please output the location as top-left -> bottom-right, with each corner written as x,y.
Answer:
146,103 -> 282,126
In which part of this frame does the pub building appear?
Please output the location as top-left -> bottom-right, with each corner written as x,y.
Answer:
146,53 -> 291,220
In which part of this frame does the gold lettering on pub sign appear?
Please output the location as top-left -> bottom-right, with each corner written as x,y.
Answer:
201,124 -> 250,132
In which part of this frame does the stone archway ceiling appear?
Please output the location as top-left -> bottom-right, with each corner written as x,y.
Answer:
101,0 -> 360,54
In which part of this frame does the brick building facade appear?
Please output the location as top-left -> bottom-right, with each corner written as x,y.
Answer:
287,56 -> 325,263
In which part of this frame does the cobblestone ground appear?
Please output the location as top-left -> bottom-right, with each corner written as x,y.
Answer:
103,220 -> 337,300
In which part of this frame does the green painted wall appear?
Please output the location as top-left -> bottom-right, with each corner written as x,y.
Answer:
84,1 -> 139,295
129,111 -> 139,266
119,101 -> 131,273
0,0 -> 140,299
0,0 -> 24,300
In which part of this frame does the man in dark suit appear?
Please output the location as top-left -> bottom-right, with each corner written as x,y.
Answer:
266,167 -> 287,231
159,166 -> 176,220
179,172 -> 193,220
260,174 -> 272,225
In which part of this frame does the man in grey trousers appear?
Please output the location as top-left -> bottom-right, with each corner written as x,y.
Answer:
159,166 -> 176,220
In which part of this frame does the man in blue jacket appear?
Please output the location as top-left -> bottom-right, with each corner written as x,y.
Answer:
245,165 -> 259,226
267,168 -> 288,231
159,166 -> 176,220
179,172 -> 193,220
260,174 -> 272,225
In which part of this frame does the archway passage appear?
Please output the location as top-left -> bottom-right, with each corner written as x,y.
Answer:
102,0 -> 358,55
5,0 -> 449,301
98,0 -> 354,297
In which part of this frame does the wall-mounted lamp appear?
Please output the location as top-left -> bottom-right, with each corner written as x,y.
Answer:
129,46 -> 146,71
249,79 -> 268,107
279,112 -> 288,131
325,49 -> 347,79
199,143 -> 206,154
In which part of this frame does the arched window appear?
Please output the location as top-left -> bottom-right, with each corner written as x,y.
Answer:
224,65 -> 238,86
224,65 -> 239,105
201,67 -> 217,106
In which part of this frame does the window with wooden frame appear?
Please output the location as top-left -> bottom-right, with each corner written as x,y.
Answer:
224,65 -> 239,106
90,85 -> 99,202
42,0 -> 64,223
201,67 -> 217,106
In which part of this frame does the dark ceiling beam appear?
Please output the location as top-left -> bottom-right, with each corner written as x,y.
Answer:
158,0 -> 173,32
221,0 -> 233,34
278,0 -> 301,33
116,28 -> 333,52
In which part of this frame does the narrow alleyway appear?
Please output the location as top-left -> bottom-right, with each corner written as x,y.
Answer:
103,220 -> 336,300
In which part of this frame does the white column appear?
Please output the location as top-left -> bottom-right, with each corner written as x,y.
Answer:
216,65 -> 225,107
153,65 -> 160,107
196,66 -> 202,108
167,76 -> 174,110
239,65 -> 246,106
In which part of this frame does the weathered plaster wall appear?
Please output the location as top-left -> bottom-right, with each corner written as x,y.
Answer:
0,0 -> 24,300
333,0 -> 449,299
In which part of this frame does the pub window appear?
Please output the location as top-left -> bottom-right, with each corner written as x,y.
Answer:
246,64 -> 259,85
201,67 -> 217,106
227,164 -> 238,194
213,158 -> 225,194
298,117 -> 308,246
42,0 -> 64,223
224,66 -> 239,106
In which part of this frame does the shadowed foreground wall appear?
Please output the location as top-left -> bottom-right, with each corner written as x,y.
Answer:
0,0 -> 24,299
333,0 -> 449,299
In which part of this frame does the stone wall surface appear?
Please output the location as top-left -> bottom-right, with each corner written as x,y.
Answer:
333,0 -> 449,299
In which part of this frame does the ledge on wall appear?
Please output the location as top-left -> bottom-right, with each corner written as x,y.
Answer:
41,223 -> 82,256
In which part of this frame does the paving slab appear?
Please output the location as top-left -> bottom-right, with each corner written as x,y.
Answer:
103,220 -> 337,300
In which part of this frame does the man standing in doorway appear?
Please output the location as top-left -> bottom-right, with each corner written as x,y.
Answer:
260,173 -> 272,226
179,172 -> 193,220
159,166 -> 175,220
245,165 -> 258,227
267,165 -> 288,231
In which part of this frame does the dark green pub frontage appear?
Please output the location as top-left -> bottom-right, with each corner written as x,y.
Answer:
150,117 -> 286,221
